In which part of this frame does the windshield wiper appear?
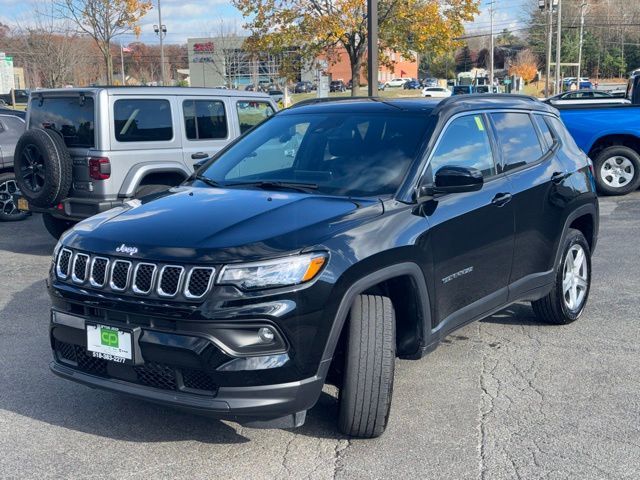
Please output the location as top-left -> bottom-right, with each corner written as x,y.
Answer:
193,174 -> 224,188
225,180 -> 319,193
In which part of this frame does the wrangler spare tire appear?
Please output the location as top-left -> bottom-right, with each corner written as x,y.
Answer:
13,128 -> 72,208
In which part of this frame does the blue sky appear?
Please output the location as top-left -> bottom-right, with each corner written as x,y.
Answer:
0,0 -> 529,46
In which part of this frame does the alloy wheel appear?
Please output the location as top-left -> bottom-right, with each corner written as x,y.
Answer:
0,178 -> 20,217
600,156 -> 635,189
562,244 -> 588,311
20,144 -> 46,193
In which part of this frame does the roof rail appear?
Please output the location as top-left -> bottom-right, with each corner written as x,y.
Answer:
288,96 -> 379,109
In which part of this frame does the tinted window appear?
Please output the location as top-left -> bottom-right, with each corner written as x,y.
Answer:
533,115 -> 554,150
0,115 -> 24,132
200,112 -> 432,197
183,100 -> 227,140
29,96 -> 95,148
114,99 -> 172,142
236,101 -> 275,134
491,113 -> 543,171
429,115 -> 495,178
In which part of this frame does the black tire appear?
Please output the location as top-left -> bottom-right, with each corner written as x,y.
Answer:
42,213 -> 75,240
0,172 -> 28,221
13,128 -> 72,208
338,294 -> 395,438
532,229 -> 591,325
593,146 -> 640,196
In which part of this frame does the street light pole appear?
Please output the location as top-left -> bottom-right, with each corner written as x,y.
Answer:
367,0 -> 379,97
577,2 -> 587,85
489,0 -> 494,89
554,0 -> 562,94
155,0 -> 166,86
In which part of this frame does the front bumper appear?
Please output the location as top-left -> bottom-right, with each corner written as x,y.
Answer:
50,361 -> 324,427
49,308 -> 328,426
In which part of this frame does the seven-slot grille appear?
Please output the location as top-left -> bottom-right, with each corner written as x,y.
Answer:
55,248 -> 215,301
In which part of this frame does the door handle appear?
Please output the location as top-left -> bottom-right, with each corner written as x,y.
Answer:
191,152 -> 209,160
551,171 -> 570,184
491,192 -> 512,207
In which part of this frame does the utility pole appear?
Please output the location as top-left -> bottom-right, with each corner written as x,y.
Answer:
539,0 -> 553,96
554,0 -> 562,94
367,0 -> 379,96
120,43 -> 126,85
577,2 -> 587,84
154,0 -> 167,86
489,0 -> 495,89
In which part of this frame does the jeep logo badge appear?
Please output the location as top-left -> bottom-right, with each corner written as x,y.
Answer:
115,244 -> 138,256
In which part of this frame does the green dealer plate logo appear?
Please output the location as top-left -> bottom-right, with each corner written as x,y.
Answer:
100,328 -> 119,348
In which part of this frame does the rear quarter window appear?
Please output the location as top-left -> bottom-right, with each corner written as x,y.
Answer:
114,99 -> 173,142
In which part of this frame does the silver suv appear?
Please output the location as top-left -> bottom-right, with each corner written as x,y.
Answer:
14,87 -> 277,237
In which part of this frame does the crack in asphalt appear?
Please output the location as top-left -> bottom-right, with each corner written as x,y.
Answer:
332,438 -> 350,479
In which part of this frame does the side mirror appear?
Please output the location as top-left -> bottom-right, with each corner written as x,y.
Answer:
417,166 -> 483,202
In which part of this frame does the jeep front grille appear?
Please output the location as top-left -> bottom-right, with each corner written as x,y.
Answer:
72,253 -> 89,283
54,248 -> 215,302
158,266 -> 184,297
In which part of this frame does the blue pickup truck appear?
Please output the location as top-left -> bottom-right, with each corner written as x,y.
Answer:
558,100 -> 640,196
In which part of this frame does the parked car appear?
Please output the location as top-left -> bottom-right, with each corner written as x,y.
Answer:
0,114 -> 28,221
0,89 -> 29,106
13,87 -> 278,238
293,81 -> 313,94
403,79 -> 422,90
329,80 -> 347,92
544,90 -> 628,106
382,78 -> 412,89
48,95 -> 597,438
422,77 -> 438,88
557,101 -> 640,195
422,86 -> 452,98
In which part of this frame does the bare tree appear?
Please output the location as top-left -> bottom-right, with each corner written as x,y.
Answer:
16,2 -> 82,88
55,0 -> 152,84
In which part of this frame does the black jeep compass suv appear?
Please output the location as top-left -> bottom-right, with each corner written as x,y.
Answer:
48,95 -> 598,438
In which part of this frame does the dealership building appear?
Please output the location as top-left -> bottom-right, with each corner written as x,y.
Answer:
187,36 -> 418,88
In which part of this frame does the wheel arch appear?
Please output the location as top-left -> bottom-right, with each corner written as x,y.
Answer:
119,162 -> 190,197
588,133 -> 640,159
553,203 -> 599,271
320,262 -> 431,369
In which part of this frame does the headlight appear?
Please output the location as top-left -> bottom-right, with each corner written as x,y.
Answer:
218,253 -> 327,290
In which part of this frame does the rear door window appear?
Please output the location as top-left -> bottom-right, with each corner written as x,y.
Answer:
29,96 -> 95,148
491,112 -> 543,171
236,101 -> 275,134
114,99 -> 173,142
183,99 -> 228,140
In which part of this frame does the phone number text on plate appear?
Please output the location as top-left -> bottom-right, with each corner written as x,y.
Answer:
91,351 -> 127,363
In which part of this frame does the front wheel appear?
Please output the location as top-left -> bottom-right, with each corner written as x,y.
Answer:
593,146 -> 640,196
338,294 -> 395,438
532,228 -> 591,324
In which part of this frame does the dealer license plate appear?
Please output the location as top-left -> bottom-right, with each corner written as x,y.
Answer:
17,198 -> 29,211
86,324 -> 133,363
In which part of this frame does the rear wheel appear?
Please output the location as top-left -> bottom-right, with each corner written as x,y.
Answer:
0,172 -> 28,221
338,294 -> 395,438
593,146 -> 640,196
532,229 -> 591,324
42,213 -> 75,240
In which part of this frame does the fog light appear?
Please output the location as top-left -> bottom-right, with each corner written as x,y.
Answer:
217,353 -> 290,372
258,327 -> 275,343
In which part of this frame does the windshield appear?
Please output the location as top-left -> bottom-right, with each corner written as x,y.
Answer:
199,111 -> 432,197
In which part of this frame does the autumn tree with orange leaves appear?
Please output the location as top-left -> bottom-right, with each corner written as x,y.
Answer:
234,0 -> 479,96
509,49 -> 538,84
56,0 -> 152,84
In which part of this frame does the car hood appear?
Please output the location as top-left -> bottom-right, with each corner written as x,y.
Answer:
63,186 -> 383,263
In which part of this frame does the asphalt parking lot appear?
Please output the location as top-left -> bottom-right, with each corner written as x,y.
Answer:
1,193 -> 639,480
